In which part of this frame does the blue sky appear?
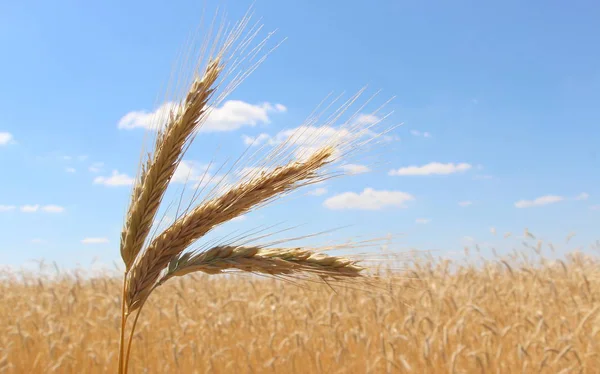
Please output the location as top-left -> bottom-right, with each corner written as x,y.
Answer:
1,0 -> 599,269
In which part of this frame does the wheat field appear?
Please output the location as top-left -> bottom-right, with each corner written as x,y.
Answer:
3,248 -> 599,373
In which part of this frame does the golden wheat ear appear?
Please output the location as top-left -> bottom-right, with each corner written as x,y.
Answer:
118,13 -> 275,373
120,59 -> 223,271
126,146 -> 335,311
160,245 -> 364,282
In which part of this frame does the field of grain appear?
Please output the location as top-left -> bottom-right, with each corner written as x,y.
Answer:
3,249 -> 599,373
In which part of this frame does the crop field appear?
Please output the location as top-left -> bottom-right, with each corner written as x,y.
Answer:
2,248 -> 600,373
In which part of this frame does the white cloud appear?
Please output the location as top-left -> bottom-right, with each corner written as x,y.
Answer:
410,130 -> 431,138
42,205 -> 65,213
514,195 -> 564,208
591,205 -> 600,211
202,101 -> 286,132
117,102 -> 177,130
20,205 -> 40,213
172,160 -> 211,184
242,133 -> 272,146
19,205 -> 65,213
65,167 -> 76,173
89,162 -> 104,173
308,187 -> 328,196
389,162 -> 472,176
340,164 -> 370,175
0,205 -> 16,212
242,125 -> 376,163
355,114 -> 380,125
118,100 -> 286,132
241,111 -> 390,151
0,132 -> 14,145
416,218 -> 431,224
246,126 -> 353,148
31,239 -> 46,244
81,237 -> 109,244
324,188 -> 414,210
458,201 -> 473,207
171,161 -> 229,190
94,170 -> 134,187
574,192 -> 589,201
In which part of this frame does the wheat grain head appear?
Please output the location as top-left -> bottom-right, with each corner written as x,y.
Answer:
126,146 -> 335,311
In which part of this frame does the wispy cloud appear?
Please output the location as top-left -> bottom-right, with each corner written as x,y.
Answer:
308,187 -> 328,196
243,125 -> 354,149
241,114 -> 395,158
89,162 -> 104,173
324,188 -> 414,210
172,160 -> 210,184
0,132 -> 14,146
20,205 -> 40,213
514,195 -> 564,208
0,205 -> 16,212
458,201 -> 473,207
94,170 -> 134,187
590,205 -> 600,211
340,164 -> 370,175
118,102 -> 176,130
410,130 -> 431,138
202,101 -> 287,132
389,162 -> 472,176
574,192 -> 589,201
81,237 -> 109,244
65,167 -> 76,173
42,205 -> 65,213
19,204 -> 65,213
118,100 -> 286,132
416,218 -> 431,224
31,239 -> 46,244
242,133 -> 271,146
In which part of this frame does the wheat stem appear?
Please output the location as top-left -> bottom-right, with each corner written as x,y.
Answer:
117,274 -> 128,374
123,299 -> 146,374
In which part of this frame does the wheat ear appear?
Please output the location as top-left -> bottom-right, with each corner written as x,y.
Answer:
126,146 -> 334,311
120,59 -> 222,271
118,55 -> 223,374
162,245 -> 364,281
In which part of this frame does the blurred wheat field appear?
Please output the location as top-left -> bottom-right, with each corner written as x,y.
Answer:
2,250 -> 600,374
